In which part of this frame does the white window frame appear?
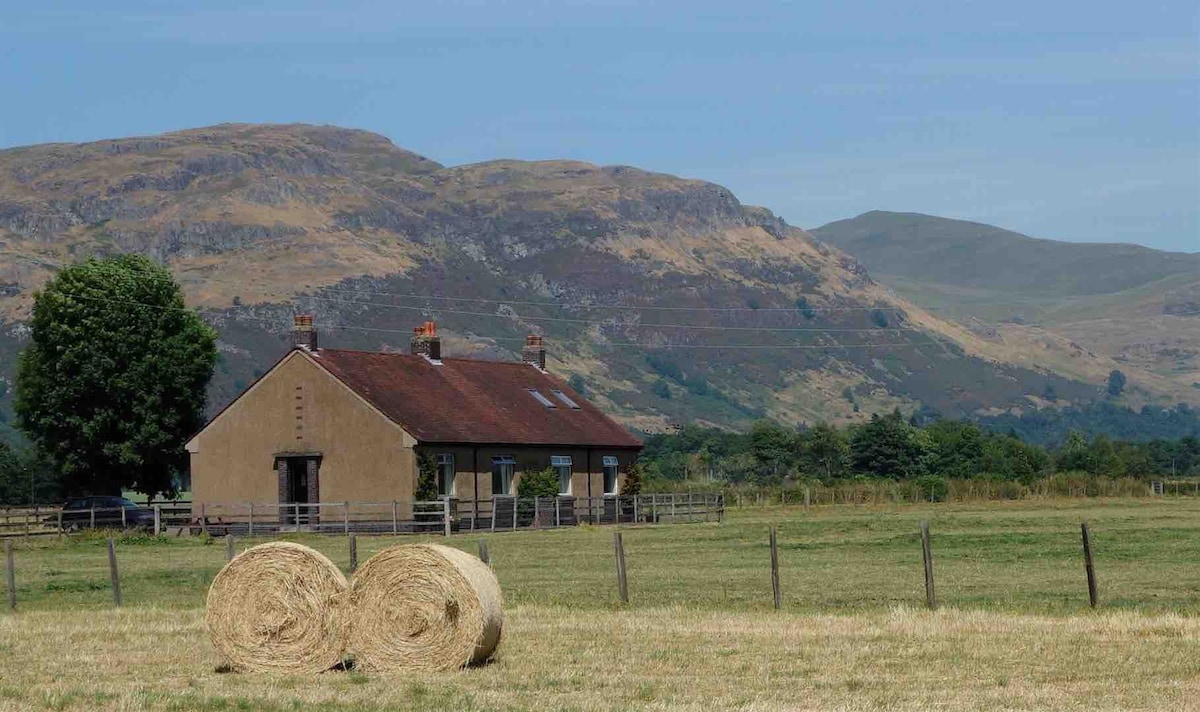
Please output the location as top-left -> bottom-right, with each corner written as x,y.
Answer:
492,456 -> 516,495
551,390 -> 581,409
551,455 -> 572,495
528,389 -> 557,408
602,456 -> 620,495
436,453 -> 455,497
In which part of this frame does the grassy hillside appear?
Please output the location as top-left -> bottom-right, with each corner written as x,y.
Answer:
0,126 -> 1166,440
814,211 -> 1200,405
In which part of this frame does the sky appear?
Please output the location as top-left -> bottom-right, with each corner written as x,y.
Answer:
1,1 -> 1197,251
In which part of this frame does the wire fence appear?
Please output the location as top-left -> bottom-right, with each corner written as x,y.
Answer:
0,493 -> 724,538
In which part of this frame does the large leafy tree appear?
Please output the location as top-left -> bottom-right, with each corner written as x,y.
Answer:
15,255 -> 217,498
849,409 -> 927,479
799,423 -> 849,482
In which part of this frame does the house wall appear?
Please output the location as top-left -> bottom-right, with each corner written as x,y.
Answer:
188,351 -> 418,516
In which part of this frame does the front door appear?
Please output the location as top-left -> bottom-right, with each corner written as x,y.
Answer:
279,456 -> 319,526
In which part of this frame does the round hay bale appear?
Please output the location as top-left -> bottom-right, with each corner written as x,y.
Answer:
205,542 -> 349,674
349,543 -> 503,672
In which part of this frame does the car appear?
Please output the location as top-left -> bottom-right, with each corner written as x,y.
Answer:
52,496 -> 155,531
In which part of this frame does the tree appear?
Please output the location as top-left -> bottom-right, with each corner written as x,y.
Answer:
415,451 -> 439,501
567,373 -> 588,397
1056,430 -> 1092,472
799,423 -> 849,482
923,420 -> 984,479
849,410 -> 926,478
749,419 -> 796,481
622,462 -> 645,495
15,255 -> 217,499
650,379 -> 671,400
1107,369 -> 1127,397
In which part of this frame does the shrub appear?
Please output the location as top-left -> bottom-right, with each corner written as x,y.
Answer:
517,468 -> 560,498
916,475 -> 949,502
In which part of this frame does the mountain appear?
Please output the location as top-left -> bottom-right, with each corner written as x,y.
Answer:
0,125 -> 1172,441
813,211 -> 1200,404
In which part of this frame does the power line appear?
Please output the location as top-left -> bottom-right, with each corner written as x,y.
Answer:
53,290 -> 953,351
109,260 -> 917,313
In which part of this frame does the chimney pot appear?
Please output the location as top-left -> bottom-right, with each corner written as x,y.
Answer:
411,320 -> 442,360
292,314 -> 318,351
522,333 -> 547,370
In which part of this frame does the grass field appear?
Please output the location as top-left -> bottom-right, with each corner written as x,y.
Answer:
1,498 -> 1198,710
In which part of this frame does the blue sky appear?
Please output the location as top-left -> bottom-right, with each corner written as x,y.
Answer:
1,1 -> 1196,251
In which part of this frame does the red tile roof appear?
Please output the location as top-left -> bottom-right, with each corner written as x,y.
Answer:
308,348 -> 642,448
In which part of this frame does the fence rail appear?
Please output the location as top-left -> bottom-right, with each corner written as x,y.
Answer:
0,494 -> 724,538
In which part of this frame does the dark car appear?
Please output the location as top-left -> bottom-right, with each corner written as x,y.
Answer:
53,496 -> 154,530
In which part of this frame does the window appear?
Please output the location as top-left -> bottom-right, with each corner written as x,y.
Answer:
528,389 -> 557,408
551,455 -> 572,495
552,390 -> 581,409
602,456 -> 619,495
492,456 -> 516,495
437,454 -> 455,497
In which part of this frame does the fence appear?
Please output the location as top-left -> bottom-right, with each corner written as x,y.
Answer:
678,476 -> 1200,508
0,493 -> 724,538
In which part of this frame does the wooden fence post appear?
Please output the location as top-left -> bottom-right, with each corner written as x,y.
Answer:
770,527 -> 781,610
344,502 -> 350,536
533,497 -> 540,529
248,503 -> 254,538
1081,521 -> 1098,608
512,497 -> 517,531
349,534 -> 358,573
490,499 -> 497,533
107,537 -> 122,608
478,539 -> 490,566
225,534 -> 234,562
4,539 -> 15,611
804,486 -> 811,509
90,503 -> 96,530
555,497 -> 561,528
152,504 -> 161,536
614,531 -> 629,603
199,503 -> 206,535
443,497 -> 452,537
392,500 -> 399,535
919,521 -> 936,610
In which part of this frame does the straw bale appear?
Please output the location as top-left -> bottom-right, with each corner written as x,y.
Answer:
205,542 -> 348,673
349,543 -> 503,672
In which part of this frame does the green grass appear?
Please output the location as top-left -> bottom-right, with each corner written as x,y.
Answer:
3,498 -> 1199,711
6,497 -> 1200,615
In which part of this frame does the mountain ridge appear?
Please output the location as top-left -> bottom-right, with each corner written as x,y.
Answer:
0,124 -> 1188,443
813,210 -> 1200,404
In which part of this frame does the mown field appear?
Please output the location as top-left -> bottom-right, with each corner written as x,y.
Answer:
1,498 -> 1198,710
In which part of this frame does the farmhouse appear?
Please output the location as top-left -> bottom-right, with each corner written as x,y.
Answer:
186,317 -> 642,523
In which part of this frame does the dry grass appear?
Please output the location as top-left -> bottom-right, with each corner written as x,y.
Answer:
2,499 -> 1199,709
0,605 -> 1196,711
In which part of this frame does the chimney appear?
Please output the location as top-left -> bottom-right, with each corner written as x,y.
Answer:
522,334 -> 546,370
410,320 -> 442,361
292,314 -> 318,351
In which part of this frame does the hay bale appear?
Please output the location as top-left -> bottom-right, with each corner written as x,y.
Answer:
205,542 -> 349,673
349,543 -> 503,672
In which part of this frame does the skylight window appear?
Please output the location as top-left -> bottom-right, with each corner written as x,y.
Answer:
528,389 -> 557,408
551,390 -> 581,409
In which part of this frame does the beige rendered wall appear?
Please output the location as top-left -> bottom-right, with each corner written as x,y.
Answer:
188,351 -> 417,514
